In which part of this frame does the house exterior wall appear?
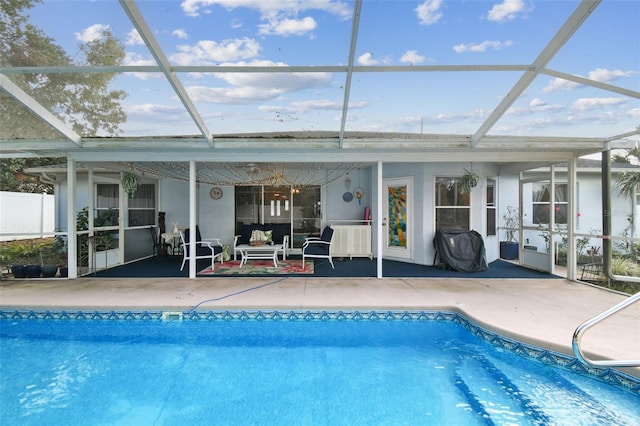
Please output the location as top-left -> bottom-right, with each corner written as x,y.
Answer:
45,162 -> 634,269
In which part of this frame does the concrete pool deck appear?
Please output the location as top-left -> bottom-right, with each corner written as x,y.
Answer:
1,276 -> 638,377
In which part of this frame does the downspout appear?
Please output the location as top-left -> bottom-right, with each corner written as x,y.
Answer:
602,148 -> 640,284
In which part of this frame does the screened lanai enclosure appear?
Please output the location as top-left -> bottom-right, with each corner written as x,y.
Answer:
1,0 -> 639,279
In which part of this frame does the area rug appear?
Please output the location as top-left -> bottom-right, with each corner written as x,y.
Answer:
198,259 -> 314,276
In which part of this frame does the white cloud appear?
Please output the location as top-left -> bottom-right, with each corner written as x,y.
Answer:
357,53 -> 379,66
122,52 -> 160,80
173,29 -> 189,40
123,52 -> 156,67
588,68 -> 636,83
260,99 -> 366,114
125,29 -> 144,46
184,59 -> 332,105
258,16 -> 317,36
74,24 -> 110,42
415,0 -> 443,26
628,108 -> 640,118
453,40 -> 513,53
169,38 -> 261,65
542,78 -> 581,93
181,0 -> 351,20
187,85 -> 281,104
422,109 -> 488,124
506,98 -> 564,116
572,97 -> 628,111
215,60 -> 331,90
400,50 -> 426,65
126,104 -> 188,121
487,0 -> 527,23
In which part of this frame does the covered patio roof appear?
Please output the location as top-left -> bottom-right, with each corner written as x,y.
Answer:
1,0 -> 638,164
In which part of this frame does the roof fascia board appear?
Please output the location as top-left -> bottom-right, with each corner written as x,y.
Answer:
2,136 -> 606,153
339,0 -> 362,148
118,0 -> 214,148
0,75 -> 82,146
66,150 -> 586,164
471,0 -> 601,147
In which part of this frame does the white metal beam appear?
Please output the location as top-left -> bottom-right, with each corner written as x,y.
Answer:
0,74 -> 82,146
542,69 -> 640,99
339,0 -> 362,148
471,0 -> 601,147
0,64 -> 531,75
119,0 -> 214,148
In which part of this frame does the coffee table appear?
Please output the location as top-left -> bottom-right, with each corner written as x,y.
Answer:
236,243 -> 287,267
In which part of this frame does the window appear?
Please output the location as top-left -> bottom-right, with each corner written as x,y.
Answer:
532,183 -> 568,224
96,184 -> 119,226
486,179 -> 496,236
96,183 -> 156,227
128,184 -> 156,226
435,177 -> 470,231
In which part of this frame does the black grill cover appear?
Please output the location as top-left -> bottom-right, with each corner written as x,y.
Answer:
433,230 -> 488,272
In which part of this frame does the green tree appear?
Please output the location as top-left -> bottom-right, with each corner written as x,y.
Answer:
0,0 -> 127,192
613,147 -> 640,199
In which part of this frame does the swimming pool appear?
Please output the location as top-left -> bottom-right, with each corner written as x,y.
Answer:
1,310 -> 639,425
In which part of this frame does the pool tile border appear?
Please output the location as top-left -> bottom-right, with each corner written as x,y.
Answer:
2,308 -> 639,394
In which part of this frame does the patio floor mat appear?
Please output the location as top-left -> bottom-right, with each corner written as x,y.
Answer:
198,259 -> 314,276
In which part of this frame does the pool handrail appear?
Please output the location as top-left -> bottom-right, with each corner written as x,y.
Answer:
572,291 -> 640,368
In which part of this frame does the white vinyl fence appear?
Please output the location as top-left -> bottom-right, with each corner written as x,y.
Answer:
0,191 -> 55,241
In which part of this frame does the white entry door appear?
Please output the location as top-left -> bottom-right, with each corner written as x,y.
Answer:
383,177 -> 412,260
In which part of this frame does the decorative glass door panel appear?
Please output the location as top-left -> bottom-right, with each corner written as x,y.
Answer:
388,185 -> 407,248
383,177 -> 412,260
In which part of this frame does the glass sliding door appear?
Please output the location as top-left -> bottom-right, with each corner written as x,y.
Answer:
292,186 -> 321,248
235,186 -> 262,234
234,185 -> 321,249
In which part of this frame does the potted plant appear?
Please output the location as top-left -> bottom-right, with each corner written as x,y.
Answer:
122,170 -> 140,197
2,241 -> 31,278
500,206 -> 520,260
24,244 -> 42,278
39,237 -> 67,278
459,168 -> 480,193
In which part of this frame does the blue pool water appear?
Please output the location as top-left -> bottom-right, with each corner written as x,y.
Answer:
1,311 -> 639,425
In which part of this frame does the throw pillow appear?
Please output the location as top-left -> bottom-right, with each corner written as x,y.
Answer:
250,229 -> 272,244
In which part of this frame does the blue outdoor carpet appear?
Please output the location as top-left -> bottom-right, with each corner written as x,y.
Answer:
90,256 -> 558,279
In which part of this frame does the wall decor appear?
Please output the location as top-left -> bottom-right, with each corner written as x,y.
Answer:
210,187 -> 223,199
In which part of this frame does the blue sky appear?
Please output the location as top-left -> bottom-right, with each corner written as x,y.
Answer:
27,0 -> 640,140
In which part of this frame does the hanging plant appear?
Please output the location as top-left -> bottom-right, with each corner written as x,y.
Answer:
459,168 -> 480,193
122,171 -> 140,197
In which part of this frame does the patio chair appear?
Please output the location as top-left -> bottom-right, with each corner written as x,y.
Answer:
149,226 -> 167,260
302,226 -> 335,269
179,226 -> 224,271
